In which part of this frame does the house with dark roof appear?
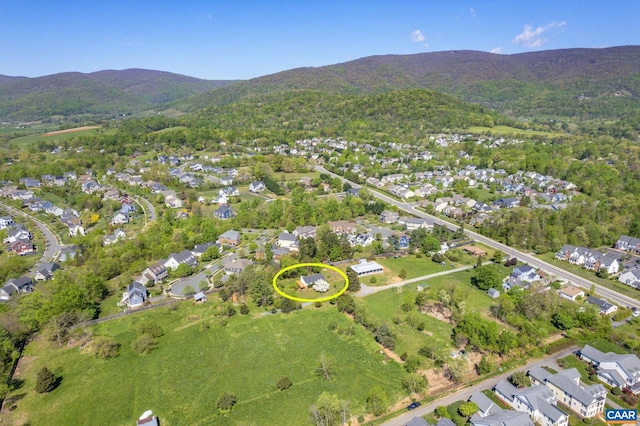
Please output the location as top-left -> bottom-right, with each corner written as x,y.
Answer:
585,296 -> 617,315
214,205 -> 235,220
618,266 -> 640,289
34,262 -> 60,281
511,265 -> 540,283
276,232 -> 298,249
138,261 -> 168,286
164,250 -> 197,270
249,181 -> 266,192
579,345 -> 640,394
120,282 -> 147,308
299,273 -> 330,292
191,242 -> 222,258
0,276 -> 34,300
614,235 -> 640,254
223,258 -> 253,275
541,368 -> 606,418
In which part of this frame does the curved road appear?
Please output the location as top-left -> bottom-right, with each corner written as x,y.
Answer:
133,195 -> 157,223
315,166 -> 640,310
0,201 -> 66,269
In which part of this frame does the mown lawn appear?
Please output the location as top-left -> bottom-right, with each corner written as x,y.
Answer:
6,303 -> 405,426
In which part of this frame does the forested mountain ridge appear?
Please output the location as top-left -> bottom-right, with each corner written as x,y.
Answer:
0,69 -> 234,121
177,46 -> 640,128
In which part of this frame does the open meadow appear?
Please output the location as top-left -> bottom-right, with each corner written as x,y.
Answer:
5,303 -> 406,426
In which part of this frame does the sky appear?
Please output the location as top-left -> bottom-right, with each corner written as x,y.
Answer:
1,0 -> 638,81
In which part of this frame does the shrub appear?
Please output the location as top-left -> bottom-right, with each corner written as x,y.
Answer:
217,393 -> 237,411
276,376 -> 293,391
131,334 -> 157,355
611,387 -> 622,396
137,322 -> 164,338
35,367 -> 57,394
87,336 -> 120,359
239,304 -> 250,315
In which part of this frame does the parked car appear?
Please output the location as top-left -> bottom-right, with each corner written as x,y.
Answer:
407,402 -> 421,410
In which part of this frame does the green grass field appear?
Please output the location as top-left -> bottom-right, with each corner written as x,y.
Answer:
8,127 -> 116,149
360,268 -> 499,359
466,125 -> 566,137
6,303 -> 406,426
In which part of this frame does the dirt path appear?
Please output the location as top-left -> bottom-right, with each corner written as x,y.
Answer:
43,126 -> 99,136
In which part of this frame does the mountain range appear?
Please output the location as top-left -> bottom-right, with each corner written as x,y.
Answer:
0,69 -> 233,121
1,46 -> 639,124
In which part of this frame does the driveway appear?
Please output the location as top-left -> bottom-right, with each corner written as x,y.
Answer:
168,253 -> 236,297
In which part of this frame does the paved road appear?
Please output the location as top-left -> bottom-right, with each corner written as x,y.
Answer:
315,166 -> 640,310
0,201 -> 65,271
382,347 -> 579,426
134,195 -> 157,223
169,253 -> 237,297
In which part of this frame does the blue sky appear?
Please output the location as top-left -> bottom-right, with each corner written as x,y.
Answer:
1,0 -> 638,80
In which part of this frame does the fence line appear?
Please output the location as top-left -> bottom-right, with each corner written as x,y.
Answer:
77,299 -> 181,328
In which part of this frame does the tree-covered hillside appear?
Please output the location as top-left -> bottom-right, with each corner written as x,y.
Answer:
0,70 -> 233,121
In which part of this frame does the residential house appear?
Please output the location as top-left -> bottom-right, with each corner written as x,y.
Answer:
213,205 -> 235,220
276,232 -> 298,249
191,242 -> 222,258
34,262 -> 60,281
218,230 -> 241,246
579,345 -> 640,394
249,181 -> 266,192
219,186 -> 239,197
293,226 -> 316,240
164,250 -> 197,270
58,246 -> 78,262
0,277 -> 34,300
379,210 -> 399,224
618,266 -> 640,289
103,228 -> 126,246
0,216 -> 14,229
614,235 -> 640,254
542,368 -> 606,418
328,220 -> 356,235
120,281 -> 147,308
558,285 -> 585,302
8,239 -> 36,255
494,198 -> 521,209
110,212 -> 130,225
223,258 -> 253,275
463,246 -> 488,257
488,288 -> 500,298
138,262 -> 168,286
299,273 -> 330,292
583,252 -> 619,275
493,379 -> 569,426
402,217 -> 434,231
511,265 -> 540,283
68,223 -> 86,237
585,296 -> 618,315
470,411 -> 534,426
345,188 -> 360,197
4,228 -> 32,244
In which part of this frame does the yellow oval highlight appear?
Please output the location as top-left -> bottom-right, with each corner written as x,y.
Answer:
272,262 -> 349,303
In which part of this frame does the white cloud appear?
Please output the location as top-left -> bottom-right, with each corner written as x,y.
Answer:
490,47 -> 503,54
410,30 -> 426,43
513,21 -> 566,48
469,7 -> 476,18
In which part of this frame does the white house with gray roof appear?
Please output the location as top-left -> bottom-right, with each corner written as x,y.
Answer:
540,368 -> 606,418
579,345 -> 640,394
493,381 -> 568,426
618,266 -> 640,289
